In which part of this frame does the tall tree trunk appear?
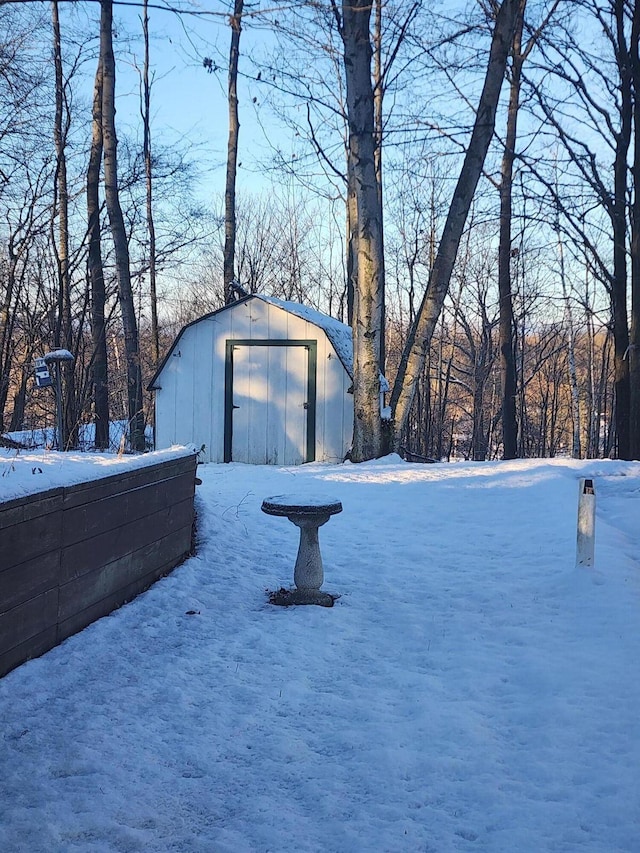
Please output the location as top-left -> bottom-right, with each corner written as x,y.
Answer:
52,0 -> 76,449
87,53 -> 110,450
100,0 -> 145,451
517,293 -> 528,456
142,0 -> 159,365
601,330 -> 614,456
612,0 -> 632,458
346,182 -> 357,325
224,0 -> 243,305
8,370 -> 28,433
584,267 -> 597,456
390,0 -> 520,449
341,0 -> 385,461
373,0 -> 385,376
497,0 -> 526,460
498,0 -> 560,456
472,378 -> 488,461
629,0 -> 640,458
0,247 -> 17,434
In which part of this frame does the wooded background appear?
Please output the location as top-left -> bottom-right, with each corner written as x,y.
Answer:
0,0 -> 638,461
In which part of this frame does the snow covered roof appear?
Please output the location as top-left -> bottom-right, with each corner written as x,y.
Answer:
148,295 -> 353,390
256,295 -> 353,377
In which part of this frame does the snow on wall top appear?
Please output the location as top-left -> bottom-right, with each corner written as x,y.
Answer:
0,445 -> 196,503
257,295 -> 353,378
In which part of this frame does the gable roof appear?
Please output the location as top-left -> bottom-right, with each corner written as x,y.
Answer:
259,296 -> 353,376
148,295 -> 353,391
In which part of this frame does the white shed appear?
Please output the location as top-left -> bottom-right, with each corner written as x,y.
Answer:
148,295 -> 354,464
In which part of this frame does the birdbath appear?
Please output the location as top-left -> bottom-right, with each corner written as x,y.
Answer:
261,495 -> 342,606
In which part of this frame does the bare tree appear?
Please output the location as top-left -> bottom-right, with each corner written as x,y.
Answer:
390,0 -> 521,450
52,0 -> 77,449
629,0 -> 640,457
495,0 -> 560,460
334,0 -> 385,461
141,0 -> 159,365
87,50 -> 109,450
100,0 -> 145,451
451,249 -> 500,461
223,0 -> 244,305
526,0 -> 635,457
0,6 -> 51,435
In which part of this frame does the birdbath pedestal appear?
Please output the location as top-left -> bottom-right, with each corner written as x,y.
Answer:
261,495 -> 342,606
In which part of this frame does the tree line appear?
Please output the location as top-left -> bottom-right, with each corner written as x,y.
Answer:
0,0 -> 638,462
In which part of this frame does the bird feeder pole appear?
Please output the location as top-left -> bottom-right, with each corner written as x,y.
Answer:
43,350 -> 75,451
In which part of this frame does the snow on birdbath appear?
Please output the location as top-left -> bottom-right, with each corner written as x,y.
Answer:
261,494 -> 342,607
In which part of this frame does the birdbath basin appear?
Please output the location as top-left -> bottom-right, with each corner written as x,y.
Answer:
261,495 -> 342,605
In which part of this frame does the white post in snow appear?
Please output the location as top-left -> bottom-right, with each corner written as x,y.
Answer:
576,478 -> 596,568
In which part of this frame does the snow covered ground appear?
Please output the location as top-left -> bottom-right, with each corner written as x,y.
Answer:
5,421 -> 154,455
1,454 -> 639,852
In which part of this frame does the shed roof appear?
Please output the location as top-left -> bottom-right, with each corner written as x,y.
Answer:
259,296 -> 353,376
147,295 -> 353,391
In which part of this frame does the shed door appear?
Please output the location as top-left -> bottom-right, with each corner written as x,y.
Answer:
225,341 -> 316,465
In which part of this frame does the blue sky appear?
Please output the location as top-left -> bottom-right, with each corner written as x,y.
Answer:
110,0 -> 287,201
